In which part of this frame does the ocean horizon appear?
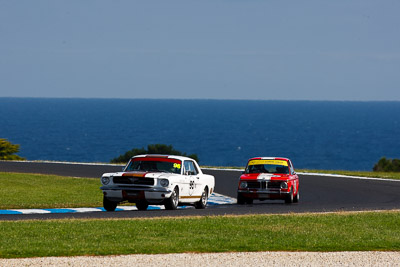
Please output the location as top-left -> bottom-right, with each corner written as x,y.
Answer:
1,97 -> 399,171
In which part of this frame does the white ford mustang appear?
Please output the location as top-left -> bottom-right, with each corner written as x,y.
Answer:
100,154 -> 215,211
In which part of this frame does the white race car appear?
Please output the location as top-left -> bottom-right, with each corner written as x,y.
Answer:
100,155 -> 215,211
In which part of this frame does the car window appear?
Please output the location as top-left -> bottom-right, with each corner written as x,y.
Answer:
246,159 -> 290,174
184,160 -> 198,175
246,164 -> 289,174
125,159 -> 182,174
288,160 -> 294,174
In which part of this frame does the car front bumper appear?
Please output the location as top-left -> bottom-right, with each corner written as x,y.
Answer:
237,189 -> 291,200
101,186 -> 172,202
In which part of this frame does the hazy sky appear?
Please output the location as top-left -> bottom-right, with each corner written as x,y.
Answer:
1,1 -> 399,101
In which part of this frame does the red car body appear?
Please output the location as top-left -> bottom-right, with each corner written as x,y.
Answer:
237,157 -> 299,204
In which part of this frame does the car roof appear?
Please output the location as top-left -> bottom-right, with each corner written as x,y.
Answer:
248,157 -> 290,162
131,154 -> 194,161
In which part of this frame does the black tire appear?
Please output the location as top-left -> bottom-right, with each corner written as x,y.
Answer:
237,193 -> 253,204
195,187 -> 208,209
103,196 -> 118,212
135,200 -> 149,211
293,188 -> 299,203
285,187 -> 294,204
237,193 -> 246,204
165,186 -> 179,210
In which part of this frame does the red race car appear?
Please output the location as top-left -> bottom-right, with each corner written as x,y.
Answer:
237,157 -> 299,204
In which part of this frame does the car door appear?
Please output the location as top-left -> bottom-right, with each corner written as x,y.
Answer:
182,161 -> 192,197
183,160 -> 200,196
288,159 -> 298,194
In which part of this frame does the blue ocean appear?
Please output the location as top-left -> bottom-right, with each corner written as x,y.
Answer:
1,98 -> 399,171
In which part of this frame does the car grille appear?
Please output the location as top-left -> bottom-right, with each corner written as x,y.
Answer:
246,181 -> 282,189
267,181 -> 282,189
113,176 -> 155,186
247,181 -> 262,189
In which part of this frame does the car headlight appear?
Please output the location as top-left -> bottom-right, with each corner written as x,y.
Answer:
280,182 -> 288,189
160,179 -> 169,187
239,181 -> 248,189
101,176 -> 110,185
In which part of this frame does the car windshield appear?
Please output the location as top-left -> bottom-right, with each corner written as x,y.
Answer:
124,158 -> 182,174
245,159 -> 289,174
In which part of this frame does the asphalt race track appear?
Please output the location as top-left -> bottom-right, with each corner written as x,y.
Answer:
1,161 -> 400,220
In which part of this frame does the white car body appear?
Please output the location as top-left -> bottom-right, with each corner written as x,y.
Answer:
100,154 -> 215,211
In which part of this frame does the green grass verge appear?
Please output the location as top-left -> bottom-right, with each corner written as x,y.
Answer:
0,173 -> 102,209
0,212 -> 399,258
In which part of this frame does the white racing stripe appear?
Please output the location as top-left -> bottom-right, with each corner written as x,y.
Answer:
115,206 -> 138,211
208,192 -> 237,205
68,208 -> 104,213
10,209 -> 52,214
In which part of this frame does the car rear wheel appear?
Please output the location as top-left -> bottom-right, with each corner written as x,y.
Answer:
195,187 -> 208,209
165,186 -> 179,210
135,200 -> 149,211
103,196 -> 118,212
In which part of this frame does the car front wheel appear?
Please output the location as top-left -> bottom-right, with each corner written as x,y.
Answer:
285,187 -> 294,204
293,188 -> 299,203
237,193 -> 245,204
103,196 -> 118,211
136,200 -> 149,211
165,186 -> 179,210
237,193 -> 253,204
